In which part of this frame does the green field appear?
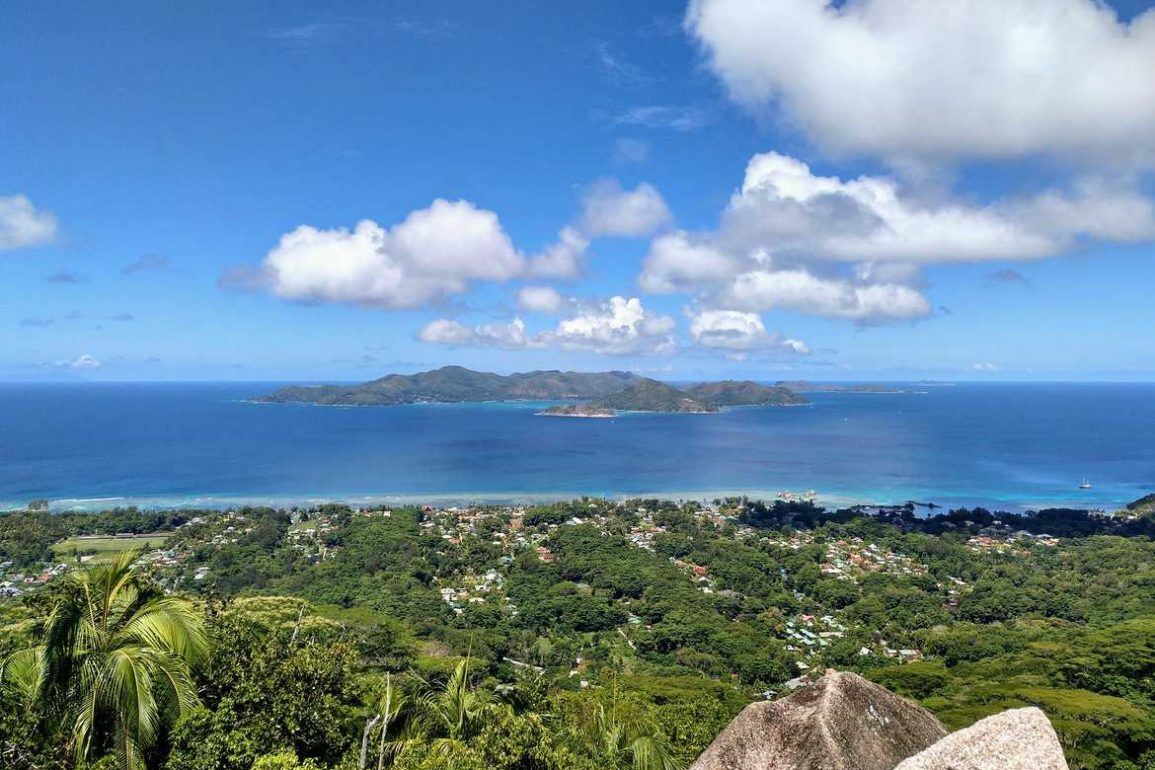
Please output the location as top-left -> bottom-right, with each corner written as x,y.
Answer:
51,534 -> 171,565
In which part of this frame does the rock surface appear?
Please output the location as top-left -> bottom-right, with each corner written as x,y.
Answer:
690,670 -> 947,770
894,707 -> 1069,770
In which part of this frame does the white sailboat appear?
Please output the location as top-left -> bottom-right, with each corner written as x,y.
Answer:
1079,478 -> 1092,490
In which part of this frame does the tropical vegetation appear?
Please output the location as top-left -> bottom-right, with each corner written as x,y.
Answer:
3,497 -> 1155,769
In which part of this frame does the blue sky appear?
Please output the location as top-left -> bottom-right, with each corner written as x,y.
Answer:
3,0 -> 1155,382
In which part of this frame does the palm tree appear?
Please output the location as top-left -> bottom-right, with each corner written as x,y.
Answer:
585,701 -> 681,770
568,672 -> 681,770
414,657 -> 494,744
362,657 -> 496,767
361,673 -> 410,770
2,551 -> 208,770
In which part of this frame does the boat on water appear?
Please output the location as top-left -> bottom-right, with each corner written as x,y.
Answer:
1079,478 -> 1092,490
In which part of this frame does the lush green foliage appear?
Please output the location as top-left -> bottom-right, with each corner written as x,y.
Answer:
1,552 -> 207,770
4,498 -> 1155,769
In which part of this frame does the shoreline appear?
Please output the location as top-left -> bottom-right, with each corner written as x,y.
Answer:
1,486 -> 1125,515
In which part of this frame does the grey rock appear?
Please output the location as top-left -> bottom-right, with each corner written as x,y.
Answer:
894,707 -> 1069,770
690,670 -> 948,770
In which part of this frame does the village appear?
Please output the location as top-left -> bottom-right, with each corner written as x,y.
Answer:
1,498 -> 1078,681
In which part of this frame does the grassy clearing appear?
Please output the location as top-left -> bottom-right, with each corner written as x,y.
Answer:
51,534 -> 172,564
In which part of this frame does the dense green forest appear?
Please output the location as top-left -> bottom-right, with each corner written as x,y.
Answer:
3,498 -> 1155,769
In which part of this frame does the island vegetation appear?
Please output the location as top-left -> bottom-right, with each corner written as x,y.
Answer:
3,496 -> 1155,769
537,404 -> 617,418
258,367 -> 809,416
257,367 -> 646,407
684,381 -> 808,408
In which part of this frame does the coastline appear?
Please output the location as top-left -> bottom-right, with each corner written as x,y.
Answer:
2,486 -> 1126,515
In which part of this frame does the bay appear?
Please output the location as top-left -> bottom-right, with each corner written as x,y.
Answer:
2,382 -> 1152,512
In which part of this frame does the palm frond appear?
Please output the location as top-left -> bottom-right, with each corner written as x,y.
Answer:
0,646 -> 45,708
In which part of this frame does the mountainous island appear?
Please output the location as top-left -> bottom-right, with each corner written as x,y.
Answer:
258,366 -> 643,406
259,366 -> 809,416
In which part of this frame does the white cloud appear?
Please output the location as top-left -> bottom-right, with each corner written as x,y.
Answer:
689,309 -> 810,355
1011,179 -> 1155,243
418,317 -> 535,349
724,269 -> 932,321
524,180 -> 673,278
246,199 -> 524,309
0,195 -> 58,250
59,354 -> 102,370
544,296 -> 676,355
640,231 -> 741,293
687,0 -> 1155,164
640,151 -> 1155,322
420,296 -> 676,356
581,179 -> 673,238
724,152 -> 1155,264
517,285 -> 564,314
971,362 -> 1000,372
527,227 -> 589,279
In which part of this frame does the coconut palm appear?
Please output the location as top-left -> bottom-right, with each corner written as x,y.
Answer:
361,673 -> 411,770
362,657 -> 497,767
3,551 -> 208,770
414,657 -> 494,744
585,700 -> 681,770
566,671 -> 681,770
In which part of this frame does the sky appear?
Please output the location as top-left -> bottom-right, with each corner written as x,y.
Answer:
3,0 -> 1155,382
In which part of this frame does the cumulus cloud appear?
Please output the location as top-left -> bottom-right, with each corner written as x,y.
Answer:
640,151 -> 1155,322
0,195 -> 58,250
640,232 -> 741,294
543,296 -> 675,355
419,296 -> 676,356
418,317 -> 535,350
688,309 -> 810,355
517,285 -> 564,314
722,152 -> 1155,264
525,180 -> 672,278
238,199 -> 525,309
527,227 -> 589,279
723,269 -> 932,321
686,0 -> 1155,164
581,179 -> 673,238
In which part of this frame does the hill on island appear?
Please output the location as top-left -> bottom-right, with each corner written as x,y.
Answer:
588,379 -> 717,413
259,366 -> 809,415
257,366 -> 644,406
686,380 -> 808,407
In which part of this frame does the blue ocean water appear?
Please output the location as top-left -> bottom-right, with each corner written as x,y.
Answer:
1,382 -> 1152,512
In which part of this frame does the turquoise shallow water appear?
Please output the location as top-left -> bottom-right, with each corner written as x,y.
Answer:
1,382 -> 1152,512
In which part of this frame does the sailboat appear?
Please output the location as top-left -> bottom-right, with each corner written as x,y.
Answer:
1079,478 -> 1092,490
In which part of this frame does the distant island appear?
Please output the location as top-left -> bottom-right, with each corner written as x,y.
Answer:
775,380 -> 913,394
259,366 -> 809,416
257,366 -> 643,406
686,380 -> 808,407
538,404 -> 617,418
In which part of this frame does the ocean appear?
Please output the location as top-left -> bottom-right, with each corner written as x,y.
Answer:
2,382 -> 1152,512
